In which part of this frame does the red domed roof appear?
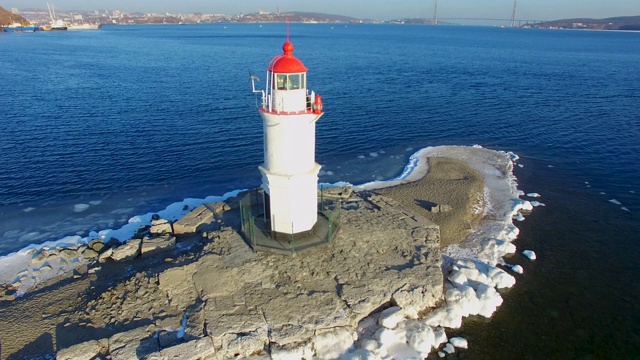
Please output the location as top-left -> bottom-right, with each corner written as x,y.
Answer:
268,41 -> 308,73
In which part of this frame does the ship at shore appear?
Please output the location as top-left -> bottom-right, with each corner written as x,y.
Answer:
41,3 -> 101,31
67,22 -> 102,30
3,22 -> 37,32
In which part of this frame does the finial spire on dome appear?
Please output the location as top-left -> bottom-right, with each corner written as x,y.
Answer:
283,41 -> 294,56
282,20 -> 293,56
286,18 -> 290,42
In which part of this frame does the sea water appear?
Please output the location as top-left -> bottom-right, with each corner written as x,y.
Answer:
1,24 -> 639,357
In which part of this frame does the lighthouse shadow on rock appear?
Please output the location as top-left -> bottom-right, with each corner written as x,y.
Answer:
244,38 -> 339,254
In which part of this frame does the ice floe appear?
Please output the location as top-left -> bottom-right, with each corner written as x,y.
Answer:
510,265 -> 524,274
522,250 -> 537,260
449,337 -> 468,349
73,204 -> 90,213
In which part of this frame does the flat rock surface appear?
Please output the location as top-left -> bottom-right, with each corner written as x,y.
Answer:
378,156 -> 484,247
0,153 -> 494,359
0,191 -> 443,359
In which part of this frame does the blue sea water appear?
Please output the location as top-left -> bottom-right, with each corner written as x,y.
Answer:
1,24 -> 639,357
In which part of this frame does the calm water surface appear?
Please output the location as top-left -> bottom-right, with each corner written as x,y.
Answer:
1,24 -> 639,358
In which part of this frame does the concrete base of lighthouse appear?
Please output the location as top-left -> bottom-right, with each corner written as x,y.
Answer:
259,163 -> 321,235
238,187 -> 342,254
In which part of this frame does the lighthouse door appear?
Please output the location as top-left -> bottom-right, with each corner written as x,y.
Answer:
264,192 -> 271,225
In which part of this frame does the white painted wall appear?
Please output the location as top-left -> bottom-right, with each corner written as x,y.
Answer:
273,89 -> 307,113
261,112 -> 321,175
259,164 -> 320,234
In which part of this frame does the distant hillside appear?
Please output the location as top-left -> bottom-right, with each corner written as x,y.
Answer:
532,15 -> 640,31
244,11 -> 358,23
286,11 -> 358,22
0,6 -> 30,26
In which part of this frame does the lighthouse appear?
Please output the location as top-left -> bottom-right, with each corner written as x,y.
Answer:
251,38 -> 324,235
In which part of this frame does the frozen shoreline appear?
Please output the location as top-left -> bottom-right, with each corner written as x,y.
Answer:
1,145 -> 538,295
341,145 -> 541,359
1,145 -> 541,359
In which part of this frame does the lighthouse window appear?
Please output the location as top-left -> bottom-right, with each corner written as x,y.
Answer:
275,74 -> 304,90
290,74 -> 301,90
276,75 -> 287,90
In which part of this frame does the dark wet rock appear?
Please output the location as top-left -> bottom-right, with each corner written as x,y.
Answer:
134,225 -> 151,239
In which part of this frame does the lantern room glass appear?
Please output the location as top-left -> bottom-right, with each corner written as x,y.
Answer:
274,74 -> 305,90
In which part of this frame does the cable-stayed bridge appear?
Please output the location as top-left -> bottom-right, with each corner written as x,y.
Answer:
435,18 -> 543,26
430,0 -> 539,27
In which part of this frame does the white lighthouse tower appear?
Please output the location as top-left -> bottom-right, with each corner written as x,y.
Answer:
251,38 -> 324,235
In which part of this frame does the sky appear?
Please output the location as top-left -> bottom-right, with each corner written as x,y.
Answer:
2,0 -> 638,22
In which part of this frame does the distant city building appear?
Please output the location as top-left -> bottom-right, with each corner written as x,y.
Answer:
11,7 -> 19,14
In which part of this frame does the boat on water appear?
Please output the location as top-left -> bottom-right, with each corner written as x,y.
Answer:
3,23 -> 37,32
42,19 -> 67,31
44,3 -> 67,31
67,23 -> 102,30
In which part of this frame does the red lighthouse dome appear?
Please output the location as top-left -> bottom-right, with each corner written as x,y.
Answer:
268,41 -> 308,73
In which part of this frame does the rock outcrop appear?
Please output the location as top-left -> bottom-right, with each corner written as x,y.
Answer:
149,219 -> 173,236
109,239 -> 141,262
140,235 -> 176,258
54,191 -> 443,359
173,201 -> 229,235
0,6 -> 30,26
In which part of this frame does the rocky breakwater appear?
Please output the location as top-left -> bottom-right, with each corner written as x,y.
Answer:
54,191 -> 444,359
0,202 -> 233,303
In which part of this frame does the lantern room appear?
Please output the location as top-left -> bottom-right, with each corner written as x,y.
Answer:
259,41 -> 317,114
